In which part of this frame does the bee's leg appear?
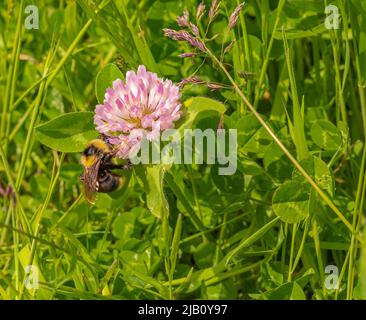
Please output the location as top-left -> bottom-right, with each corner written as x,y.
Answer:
105,162 -> 132,170
123,159 -> 132,170
80,173 -> 85,181
102,153 -> 113,164
109,147 -> 119,157
98,133 -> 109,142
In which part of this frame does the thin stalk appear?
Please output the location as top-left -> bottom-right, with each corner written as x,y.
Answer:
0,145 -> 30,234
165,173 -> 209,239
1,0 -> 24,141
169,213 -> 182,299
253,0 -> 286,109
236,0 -> 252,100
50,194 -> 83,230
349,6 -> 366,138
9,100 -> 34,141
282,29 -> 309,160
281,223 -> 288,274
287,223 -> 297,282
0,201 -> 12,245
205,46 -> 357,237
4,23 -> 24,147
291,218 -> 310,273
161,207 -> 171,299
11,206 -> 19,298
312,218 -> 325,297
330,34 -> 348,124
15,19 -> 93,190
186,165 -> 203,221
14,55 -> 51,191
214,213 -> 228,265
180,212 -> 248,244
18,153 -> 65,299
335,250 -> 350,300
10,74 -> 50,112
347,142 -> 366,299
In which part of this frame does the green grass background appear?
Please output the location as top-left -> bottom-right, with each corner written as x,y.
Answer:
0,0 -> 366,300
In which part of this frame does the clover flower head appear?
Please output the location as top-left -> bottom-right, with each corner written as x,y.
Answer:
94,65 -> 182,159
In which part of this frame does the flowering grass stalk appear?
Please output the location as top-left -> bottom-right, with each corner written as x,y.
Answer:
163,4 -> 361,240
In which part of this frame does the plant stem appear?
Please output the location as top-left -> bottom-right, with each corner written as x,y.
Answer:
15,19 -> 93,190
253,0 -> 286,109
186,164 -> 203,221
347,141 -> 366,299
288,223 -> 297,282
205,46 -> 357,238
1,0 -> 24,143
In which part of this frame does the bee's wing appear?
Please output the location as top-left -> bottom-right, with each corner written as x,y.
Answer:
82,159 -> 101,204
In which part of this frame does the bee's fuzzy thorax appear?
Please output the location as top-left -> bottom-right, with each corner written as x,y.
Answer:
81,139 -> 110,168
85,139 -> 110,153
81,154 -> 96,168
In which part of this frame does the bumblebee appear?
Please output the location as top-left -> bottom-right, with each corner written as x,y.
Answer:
80,138 -> 129,203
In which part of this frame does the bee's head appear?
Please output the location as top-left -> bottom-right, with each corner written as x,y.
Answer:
81,139 -> 111,168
